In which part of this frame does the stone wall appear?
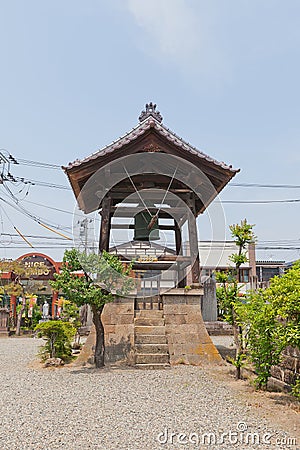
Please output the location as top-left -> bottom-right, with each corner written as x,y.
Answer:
162,289 -> 222,365
270,346 -> 300,388
101,297 -> 135,365
83,290 -> 223,367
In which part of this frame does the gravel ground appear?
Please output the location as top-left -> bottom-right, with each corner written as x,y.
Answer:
0,338 -> 298,450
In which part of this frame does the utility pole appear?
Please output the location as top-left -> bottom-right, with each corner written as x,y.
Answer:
79,218 -> 95,253
0,151 -> 18,184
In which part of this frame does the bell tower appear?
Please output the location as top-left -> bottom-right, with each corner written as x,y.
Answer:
63,103 -> 239,367
64,103 -> 239,292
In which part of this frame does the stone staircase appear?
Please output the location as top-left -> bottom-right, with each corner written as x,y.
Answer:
134,310 -> 170,369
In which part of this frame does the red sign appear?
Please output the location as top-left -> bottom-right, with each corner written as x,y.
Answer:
19,254 -> 57,280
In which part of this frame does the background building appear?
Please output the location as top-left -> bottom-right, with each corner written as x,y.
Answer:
256,260 -> 286,288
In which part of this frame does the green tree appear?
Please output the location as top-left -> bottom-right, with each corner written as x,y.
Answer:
59,298 -> 82,345
50,249 -> 133,368
215,219 -> 256,379
0,259 -> 37,335
242,261 -> 300,388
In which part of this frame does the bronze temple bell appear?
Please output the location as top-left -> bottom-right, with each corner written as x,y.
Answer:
134,211 -> 160,241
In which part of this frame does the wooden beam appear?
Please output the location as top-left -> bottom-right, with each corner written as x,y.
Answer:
109,187 -> 193,194
111,224 -> 176,231
157,255 -> 190,262
131,261 -> 190,271
111,206 -> 186,218
117,254 -> 190,263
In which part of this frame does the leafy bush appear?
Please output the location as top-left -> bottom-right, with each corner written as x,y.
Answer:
35,321 -> 76,362
291,378 -> 300,400
239,291 -> 284,388
241,261 -> 300,389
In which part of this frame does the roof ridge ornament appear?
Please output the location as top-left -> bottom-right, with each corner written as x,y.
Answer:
139,102 -> 163,123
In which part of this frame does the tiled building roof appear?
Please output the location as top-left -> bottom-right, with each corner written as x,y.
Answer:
65,112 -> 238,174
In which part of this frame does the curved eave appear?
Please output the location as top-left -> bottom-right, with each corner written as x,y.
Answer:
63,117 -> 240,213
63,118 -> 239,175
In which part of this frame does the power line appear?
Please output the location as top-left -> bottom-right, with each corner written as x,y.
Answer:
4,150 -> 300,187
257,247 -> 299,252
0,232 -> 69,240
220,199 -> 300,204
4,235 -> 299,248
4,154 -> 300,193
13,176 -> 70,190
0,244 -> 299,251
11,156 -> 300,187
258,239 -> 300,244
0,194 -> 72,233
0,245 -> 75,249
1,241 -> 72,246
231,183 -> 300,189
11,156 -> 61,169
1,183 -> 72,230
2,232 -> 299,244
15,180 -> 300,192
23,199 -> 90,218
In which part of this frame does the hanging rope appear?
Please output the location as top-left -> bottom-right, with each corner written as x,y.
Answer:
123,165 -> 153,214
148,166 -> 178,230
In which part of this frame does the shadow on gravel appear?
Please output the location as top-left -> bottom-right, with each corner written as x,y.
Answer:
268,392 -> 300,410
214,344 -> 236,361
69,365 -> 139,375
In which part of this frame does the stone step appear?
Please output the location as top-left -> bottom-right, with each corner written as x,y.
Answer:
135,301 -> 162,312
204,321 -> 234,336
134,325 -> 166,335
135,310 -> 164,318
135,343 -> 169,354
135,353 -> 169,364
135,363 -> 170,370
134,317 -> 165,326
135,334 -> 167,344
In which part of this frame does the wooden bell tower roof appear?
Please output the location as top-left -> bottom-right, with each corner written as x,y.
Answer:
63,103 -> 239,214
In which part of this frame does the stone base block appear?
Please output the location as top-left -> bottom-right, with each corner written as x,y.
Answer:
162,289 -> 222,365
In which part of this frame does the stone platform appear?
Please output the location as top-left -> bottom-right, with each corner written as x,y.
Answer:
84,288 -> 223,367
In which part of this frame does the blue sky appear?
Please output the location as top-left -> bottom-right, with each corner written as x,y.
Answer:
0,0 -> 299,262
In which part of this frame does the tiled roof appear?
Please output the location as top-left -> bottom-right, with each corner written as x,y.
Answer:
256,260 -> 285,264
64,116 -> 239,174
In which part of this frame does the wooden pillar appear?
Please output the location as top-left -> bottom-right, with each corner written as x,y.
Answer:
188,214 -> 200,285
10,295 -> 17,320
174,221 -> 186,288
52,291 -> 58,318
99,196 -> 112,253
248,242 -> 257,290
